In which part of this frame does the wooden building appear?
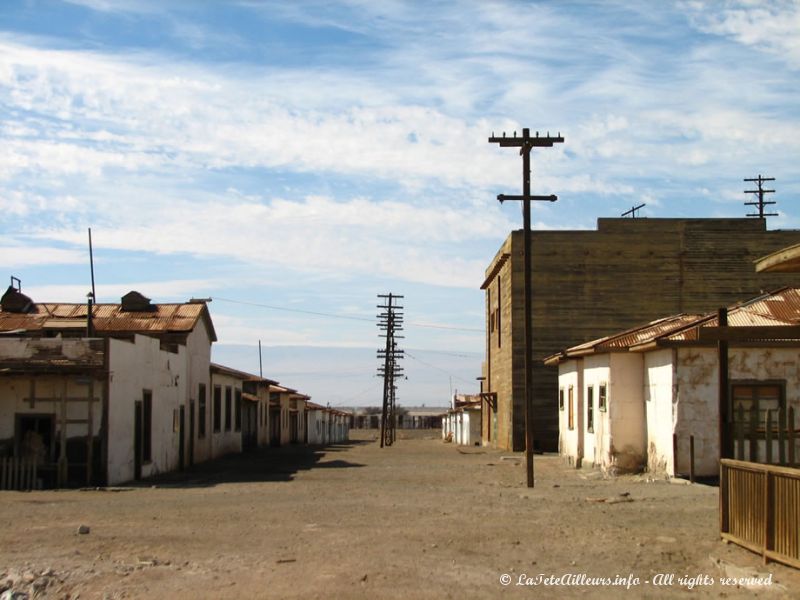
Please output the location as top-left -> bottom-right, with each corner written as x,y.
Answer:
482,218 -> 799,452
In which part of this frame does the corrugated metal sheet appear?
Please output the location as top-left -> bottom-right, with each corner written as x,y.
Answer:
559,287 -> 800,357
0,302 -> 215,339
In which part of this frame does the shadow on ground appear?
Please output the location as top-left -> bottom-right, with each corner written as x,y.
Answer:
130,440 -> 370,488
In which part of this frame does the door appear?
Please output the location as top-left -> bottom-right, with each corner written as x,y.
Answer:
134,401 -> 142,480
269,408 -> 281,446
189,401 -> 195,467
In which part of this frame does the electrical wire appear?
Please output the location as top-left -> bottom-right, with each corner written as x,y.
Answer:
212,296 -> 483,332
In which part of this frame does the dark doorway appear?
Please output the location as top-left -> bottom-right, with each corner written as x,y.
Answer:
269,408 -> 281,446
134,401 -> 142,480
189,401 -> 195,467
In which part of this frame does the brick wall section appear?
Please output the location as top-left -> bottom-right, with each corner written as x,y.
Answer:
483,218 -> 799,452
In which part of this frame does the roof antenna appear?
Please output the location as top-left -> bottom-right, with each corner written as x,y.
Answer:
258,339 -> 263,378
88,227 -> 97,301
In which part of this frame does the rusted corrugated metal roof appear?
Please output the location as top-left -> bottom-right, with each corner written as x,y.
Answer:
551,287 -> 800,361
0,301 -> 217,341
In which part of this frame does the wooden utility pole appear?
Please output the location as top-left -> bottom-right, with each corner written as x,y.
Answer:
621,203 -> 646,218
744,175 -> 777,219
489,128 -> 564,488
377,293 -> 404,447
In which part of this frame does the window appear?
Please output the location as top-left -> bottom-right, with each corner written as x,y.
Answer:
142,390 -> 152,462
198,384 -> 207,438
731,383 -> 782,430
225,386 -> 232,431
559,387 -> 564,411
599,383 -> 607,412
587,385 -> 594,433
488,290 -> 494,334
568,385 -> 574,430
235,389 -> 242,431
213,385 -> 222,433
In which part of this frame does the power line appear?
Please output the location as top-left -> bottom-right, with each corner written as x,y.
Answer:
212,296 -> 483,332
405,351 -> 474,386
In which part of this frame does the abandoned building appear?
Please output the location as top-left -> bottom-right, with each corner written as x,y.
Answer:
0,288 -> 216,486
306,402 -> 350,445
546,287 -> 800,478
482,217 -> 800,453
442,394 -> 481,446
0,285 -> 329,488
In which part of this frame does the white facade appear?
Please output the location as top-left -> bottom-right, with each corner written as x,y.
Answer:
559,345 -> 800,477
107,335 -> 187,484
209,368 -> 244,459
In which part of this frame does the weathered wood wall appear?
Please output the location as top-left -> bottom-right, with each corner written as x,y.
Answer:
484,218 -> 800,452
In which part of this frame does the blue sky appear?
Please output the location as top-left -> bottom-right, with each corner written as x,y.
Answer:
2,0 -> 799,406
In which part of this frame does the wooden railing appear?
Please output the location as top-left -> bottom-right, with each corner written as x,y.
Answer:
720,459 -> 800,569
0,457 -> 39,491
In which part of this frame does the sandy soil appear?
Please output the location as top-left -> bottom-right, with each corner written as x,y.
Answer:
0,429 -> 798,599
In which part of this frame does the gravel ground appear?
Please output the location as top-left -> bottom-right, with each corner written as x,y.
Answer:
0,429 -> 798,599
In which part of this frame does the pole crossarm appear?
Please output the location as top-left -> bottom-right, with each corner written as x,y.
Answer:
498,194 -> 557,203
489,126 -> 564,489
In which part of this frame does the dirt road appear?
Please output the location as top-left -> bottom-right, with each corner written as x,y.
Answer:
1,430 -> 797,599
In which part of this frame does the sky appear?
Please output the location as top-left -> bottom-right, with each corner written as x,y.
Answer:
2,0 -> 799,406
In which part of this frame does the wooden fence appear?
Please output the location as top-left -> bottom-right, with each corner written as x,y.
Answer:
720,459 -> 800,569
0,457 -> 39,491
733,405 -> 796,466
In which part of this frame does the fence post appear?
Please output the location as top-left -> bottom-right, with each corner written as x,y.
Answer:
736,403 -> 745,461
766,409 -> 773,464
778,405 -> 786,464
789,407 -> 796,467
689,435 -> 695,483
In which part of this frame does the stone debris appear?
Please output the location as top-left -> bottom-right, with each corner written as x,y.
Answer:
586,493 -> 634,504
76,525 -> 90,535
0,566 -> 63,600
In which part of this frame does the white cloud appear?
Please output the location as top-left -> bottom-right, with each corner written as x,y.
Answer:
685,1 -> 800,68
22,278 -> 215,304
0,245 -> 86,268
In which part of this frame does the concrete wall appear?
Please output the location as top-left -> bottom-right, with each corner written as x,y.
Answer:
0,373 -> 103,456
458,409 -> 481,446
557,359 -> 583,466
581,354 -> 610,469
107,335 -> 186,485
673,346 -> 800,477
484,218 -> 800,452
307,409 -> 326,445
644,349 -> 676,476
607,352 -> 646,473
185,319 -> 212,465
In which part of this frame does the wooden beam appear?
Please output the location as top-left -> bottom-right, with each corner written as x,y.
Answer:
699,325 -> 800,342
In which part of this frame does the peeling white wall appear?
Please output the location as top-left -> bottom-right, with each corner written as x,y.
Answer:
644,348 -> 675,476
607,352 -> 646,474
557,359 -> 583,466
185,320 -> 212,464
582,354 -> 609,469
0,373 -> 103,455
107,335 -> 186,485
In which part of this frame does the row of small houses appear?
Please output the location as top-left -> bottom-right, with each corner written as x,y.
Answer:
442,285 -> 800,477
0,286 -> 349,489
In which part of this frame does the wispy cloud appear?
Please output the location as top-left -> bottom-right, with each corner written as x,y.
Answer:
684,0 -> 800,69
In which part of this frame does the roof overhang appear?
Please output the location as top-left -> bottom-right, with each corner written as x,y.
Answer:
480,252 -> 510,290
755,243 -> 800,273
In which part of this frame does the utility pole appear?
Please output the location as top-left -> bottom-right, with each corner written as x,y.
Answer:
744,175 -> 777,219
377,293 -> 404,447
489,127 -> 564,488
621,203 -> 646,218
